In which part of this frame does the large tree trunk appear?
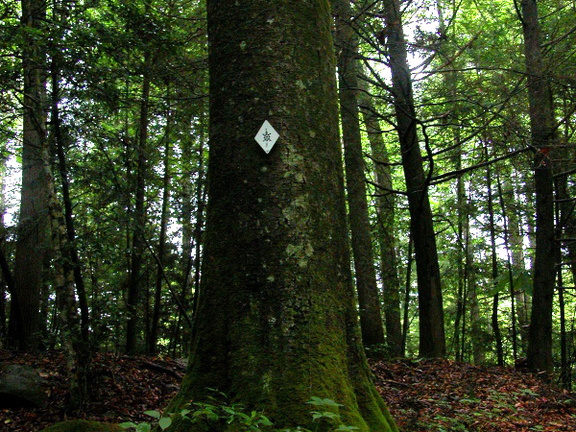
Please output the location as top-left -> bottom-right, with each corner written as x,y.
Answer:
166,1 -> 398,431
521,0 -> 556,375
381,0 -> 446,358
333,0 -> 385,348
9,0 -> 49,351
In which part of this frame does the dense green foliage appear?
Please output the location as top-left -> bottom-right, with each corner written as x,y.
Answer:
1,0 -> 576,388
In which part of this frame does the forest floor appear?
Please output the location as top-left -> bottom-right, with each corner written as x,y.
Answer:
1,351 -> 576,432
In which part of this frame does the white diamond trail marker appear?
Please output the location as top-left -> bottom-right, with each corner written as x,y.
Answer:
255,120 -> 279,154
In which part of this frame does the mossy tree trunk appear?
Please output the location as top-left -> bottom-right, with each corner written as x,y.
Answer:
166,1 -> 397,431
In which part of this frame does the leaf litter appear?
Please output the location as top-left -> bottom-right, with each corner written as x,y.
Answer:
1,351 -> 575,431
373,357 -> 576,431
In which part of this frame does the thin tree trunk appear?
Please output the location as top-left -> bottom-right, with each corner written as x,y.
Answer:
496,174 -> 520,360
402,236 -> 413,356
149,110 -> 172,355
177,118 -> 206,356
555,179 -> 570,388
359,87 -> 403,357
555,123 -> 575,388
47,167 -> 88,409
381,0 -> 446,357
126,51 -> 151,354
189,144 -> 206,325
452,272 -> 465,361
459,185 -> 483,364
50,6 -> 90,349
0,178 -> 8,341
487,161 -> 504,366
49,22 -> 90,407
506,180 -> 530,352
520,0 -> 557,375
333,0 -> 384,347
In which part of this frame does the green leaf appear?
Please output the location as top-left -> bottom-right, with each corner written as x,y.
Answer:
144,410 -> 161,419
311,411 -> 340,421
118,422 -> 137,429
222,406 -> 237,415
158,417 -> 172,430
257,416 -> 273,426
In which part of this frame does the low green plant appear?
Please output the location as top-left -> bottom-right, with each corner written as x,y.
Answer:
119,395 -> 358,432
119,410 -> 172,432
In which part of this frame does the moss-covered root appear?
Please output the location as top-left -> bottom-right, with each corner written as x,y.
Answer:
40,419 -> 122,432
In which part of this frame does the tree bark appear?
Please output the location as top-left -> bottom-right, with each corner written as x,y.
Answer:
149,111 -> 172,355
381,0 -> 446,358
520,0 -> 556,375
49,21 -> 90,406
333,0 -> 385,348
358,90 -> 403,357
487,162 -> 504,366
506,178 -> 530,353
126,50 -> 151,355
0,173 -> 7,341
50,4 -> 90,351
9,0 -> 49,351
165,1 -> 398,430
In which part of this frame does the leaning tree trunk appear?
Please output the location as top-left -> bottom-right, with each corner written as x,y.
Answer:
333,0 -> 385,348
9,0 -> 50,351
165,1 -> 398,431
521,0 -> 556,375
381,0 -> 446,358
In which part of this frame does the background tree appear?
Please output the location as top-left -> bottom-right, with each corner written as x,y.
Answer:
378,0 -> 446,358
333,0 -> 385,348
9,0 -> 50,351
520,0 -> 557,375
359,88 -> 403,357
